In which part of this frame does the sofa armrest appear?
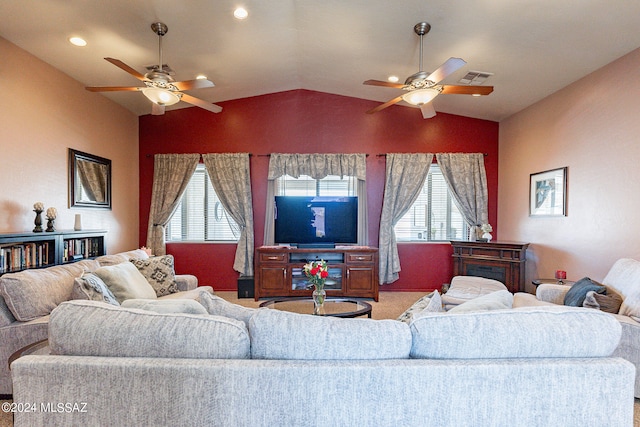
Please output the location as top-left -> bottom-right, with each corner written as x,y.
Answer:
536,284 -> 570,305
175,275 -> 198,292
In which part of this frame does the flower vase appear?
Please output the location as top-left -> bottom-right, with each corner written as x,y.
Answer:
45,218 -> 55,232
33,210 -> 43,232
482,232 -> 492,242
312,285 -> 326,315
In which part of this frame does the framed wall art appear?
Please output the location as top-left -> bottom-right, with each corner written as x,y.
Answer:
529,167 -> 567,216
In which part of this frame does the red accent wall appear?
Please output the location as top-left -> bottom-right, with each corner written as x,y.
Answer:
139,89 -> 498,292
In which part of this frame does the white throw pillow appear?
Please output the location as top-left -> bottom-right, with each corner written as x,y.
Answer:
411,290 -> 444,321
94,262 -> 157,303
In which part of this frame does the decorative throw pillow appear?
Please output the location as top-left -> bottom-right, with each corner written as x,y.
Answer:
583,290 -> 623,314
396,291 -> 436,323
72,272 -> 120,306
563,277 -> 606,307
129,255 -> 178,297
447,289 -> 513,314
94,262 -> 157,303
402,291 -> 444,323
121,299 -> 208,315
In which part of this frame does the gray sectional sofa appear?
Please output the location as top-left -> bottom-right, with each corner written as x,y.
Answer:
10,293 -> 636,427
0,249 -> 212,396
514,257 -> 640,397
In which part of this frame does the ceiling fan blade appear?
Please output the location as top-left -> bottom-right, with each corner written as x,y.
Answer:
85,86 -> 142,92
420,103 -> 436,119
180,93 -> 223,113
104,58 -> 147,81
366,95 -> 404,114
363,79 -> 406,89
173,79 -> 215,91
441,85 -> 494,95
151,103 -> 165,116
426,57 -> 466,84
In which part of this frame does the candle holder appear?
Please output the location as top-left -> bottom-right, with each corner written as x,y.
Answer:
45,218 -> 55,232
33,210 -> 43,233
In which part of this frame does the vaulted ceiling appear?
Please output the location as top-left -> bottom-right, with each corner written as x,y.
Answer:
2,1 -> 640,121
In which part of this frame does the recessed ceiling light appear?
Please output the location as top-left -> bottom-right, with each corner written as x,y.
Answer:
388,75 -> 399,83
234,7 -> 248,20
69,36 -> 87,47
196,74 -> 207,80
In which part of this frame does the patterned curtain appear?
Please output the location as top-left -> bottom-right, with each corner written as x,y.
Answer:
146,154 -> 200,255
202,153 -> 255,276
263,153 -> 368,245
435,153 -> 488,241
378,153 -> 433,284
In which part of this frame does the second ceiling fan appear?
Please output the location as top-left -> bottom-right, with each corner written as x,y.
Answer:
364,22 -> 493,119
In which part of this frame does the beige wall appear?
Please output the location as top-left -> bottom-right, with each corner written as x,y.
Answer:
499,47 -> 640,292
0,37 -> 139,253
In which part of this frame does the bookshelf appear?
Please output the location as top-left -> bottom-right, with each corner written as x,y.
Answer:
0,230 -> 107,275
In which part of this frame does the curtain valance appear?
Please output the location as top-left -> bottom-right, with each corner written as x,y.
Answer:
267,153 -> 367,180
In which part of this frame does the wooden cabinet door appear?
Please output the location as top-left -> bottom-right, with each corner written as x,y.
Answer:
346,266 -> 375,292
258,266 -> 288,296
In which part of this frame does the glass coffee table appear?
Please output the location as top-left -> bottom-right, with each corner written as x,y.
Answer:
260,297 -> 372,318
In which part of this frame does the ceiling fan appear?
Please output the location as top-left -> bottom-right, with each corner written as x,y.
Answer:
85,22 -> 222,116
364,22 -> 493,119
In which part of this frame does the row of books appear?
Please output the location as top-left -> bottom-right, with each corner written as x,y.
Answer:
0,242 -> 52,273
63,238 -> 102,262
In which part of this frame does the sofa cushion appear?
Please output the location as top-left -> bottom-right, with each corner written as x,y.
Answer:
0,259 -> 99,321
198,291 -> 260,326
94,262 -> 157,303
94,249 -> 149,266
603,259 -> 640,322
397,291 -> 440,323
249,308 -> 412,360
129,255 -> 179,297
441,276 -> 507,310
49,300 -> 250,359
563,277 -> 606,307
447,290 -> 513,314
71,272 -> 120,306
410,306 -> 622,359
121,298 -> 208,315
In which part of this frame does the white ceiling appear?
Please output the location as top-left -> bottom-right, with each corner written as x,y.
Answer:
2,1 -> 640,122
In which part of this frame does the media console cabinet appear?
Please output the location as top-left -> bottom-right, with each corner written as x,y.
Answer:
255,246 -> 379,301
450,240 -> 529,293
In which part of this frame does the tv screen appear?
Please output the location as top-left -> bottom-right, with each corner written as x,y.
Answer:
274,196 -> 358,246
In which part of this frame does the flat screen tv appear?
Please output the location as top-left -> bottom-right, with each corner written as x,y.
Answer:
274,196 -> 358,246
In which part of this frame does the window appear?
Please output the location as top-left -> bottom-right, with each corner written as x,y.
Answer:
276,174 -> 357,197
166,164 -> 238,242
394,164 -> 469,242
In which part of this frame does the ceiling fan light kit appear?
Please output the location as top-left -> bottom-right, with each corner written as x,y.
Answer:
142,87 -> 181,106
364,21 -> 493,118
402,87 -> 441,106
85,22 -> 222,115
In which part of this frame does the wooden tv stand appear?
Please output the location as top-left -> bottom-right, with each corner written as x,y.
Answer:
255,246 -> 379,301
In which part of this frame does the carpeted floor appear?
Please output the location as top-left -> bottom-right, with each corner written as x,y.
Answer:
1,291 -> 639,426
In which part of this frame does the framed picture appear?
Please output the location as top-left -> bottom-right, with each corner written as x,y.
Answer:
529,167 -> 567,216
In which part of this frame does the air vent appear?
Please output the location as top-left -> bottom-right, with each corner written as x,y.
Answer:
145,64 -> 176,76
458,71 -> 493,85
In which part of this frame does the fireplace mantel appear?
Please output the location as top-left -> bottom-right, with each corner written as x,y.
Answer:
450,241 -> 529,293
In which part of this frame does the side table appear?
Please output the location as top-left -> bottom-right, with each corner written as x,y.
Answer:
532,279 -> 575,287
